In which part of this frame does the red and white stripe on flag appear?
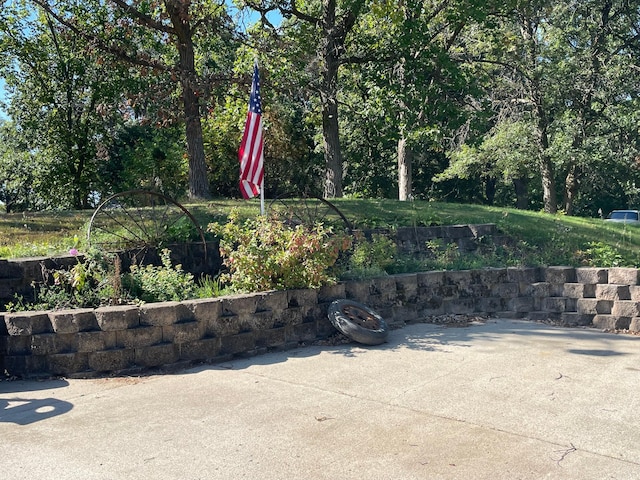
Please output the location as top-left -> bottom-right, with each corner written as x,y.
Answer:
239,63 -> 264,199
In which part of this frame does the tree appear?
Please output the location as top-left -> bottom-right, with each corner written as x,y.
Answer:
30,0 -> 241,200
544,0 -> 640,214
376,0 -> 484,201
436,120 -> 539,208
0,1 -> 130,208
99,123 -> 188,198
0,122 -> 42,212
244,0 -> 368,198
456,0 -> 640,215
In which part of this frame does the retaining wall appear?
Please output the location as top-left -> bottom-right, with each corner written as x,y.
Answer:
2,265 -> 639,378
0,242 -> 220,310
0,224 -> 504,311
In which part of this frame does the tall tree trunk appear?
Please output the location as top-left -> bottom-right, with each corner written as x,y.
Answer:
535,105 -> 557,213
485,177 -> 496,205
564,163 -> 579,215
521,14 -> 557,214
182,85 -> 210,200
321,89 -> 343,198
513,178 -> 529,209
166,0 -> 210,200
320,0 -> 343,198
396,55 -> 412,201
540,152 -> 557,214
397,136 -> 412,200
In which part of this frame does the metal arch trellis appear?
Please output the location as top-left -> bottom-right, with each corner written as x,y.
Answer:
267,192 -> 353,233
86,190 -> 207,260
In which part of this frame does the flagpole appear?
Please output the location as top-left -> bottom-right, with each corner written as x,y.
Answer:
257,58 -> 265,216
260,179 -> 265,215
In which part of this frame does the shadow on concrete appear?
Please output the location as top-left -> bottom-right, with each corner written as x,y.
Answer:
0,397 -> 74,425
0,378 -> 73,425
388,319 -> 640,355
0,378 -> 70,394
181,319 -> 640,373
567,349 -> 628,357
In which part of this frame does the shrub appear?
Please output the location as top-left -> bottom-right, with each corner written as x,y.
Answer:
579,242 -> 624,267
121,249 -> 196,303
209,211 -> 352,292
7,247 -> 198,311
7,248 -> 120,311
340,233 -> 399,280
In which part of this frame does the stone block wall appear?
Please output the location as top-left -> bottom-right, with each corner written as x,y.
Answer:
2,265 -> 640,378
0,224 -> 501,313
1,225 -> 496,311
0,242 -> 221,310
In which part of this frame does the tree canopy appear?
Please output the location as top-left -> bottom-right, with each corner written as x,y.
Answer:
1,0 -> 640,217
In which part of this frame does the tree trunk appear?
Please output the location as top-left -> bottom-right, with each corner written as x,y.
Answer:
485,177 -> 496,205
535,104 -> 557,213
521,15 -> 556,214
540,152 -> 557,214
320,0 -> 343,199
166,0 -> 210,200
513,178 -> 529,209
564,163 -> 579,215
397,136 -> 412,200
321,92 -> 343,198
183,86 -> 210,200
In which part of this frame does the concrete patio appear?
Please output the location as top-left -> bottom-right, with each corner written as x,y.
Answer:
2,318 -> 640,479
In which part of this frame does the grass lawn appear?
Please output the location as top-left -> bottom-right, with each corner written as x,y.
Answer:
1,198 -> 639,268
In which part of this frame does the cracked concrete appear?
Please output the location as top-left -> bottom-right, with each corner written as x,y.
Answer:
2,318 -> 640,479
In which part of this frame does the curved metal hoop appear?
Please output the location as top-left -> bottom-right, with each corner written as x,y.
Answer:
87,190 -> 207,260
268,193 -> 353,232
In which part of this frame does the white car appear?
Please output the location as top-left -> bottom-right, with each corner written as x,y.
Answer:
605,210 -> 640,223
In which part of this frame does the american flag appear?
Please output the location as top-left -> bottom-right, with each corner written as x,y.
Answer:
238,62 -> 264,199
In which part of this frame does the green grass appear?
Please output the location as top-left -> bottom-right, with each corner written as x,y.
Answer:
2,198 -> 640,268
0,210 -> 91,259
332,199 -> 640,267
0,200 -> 262,259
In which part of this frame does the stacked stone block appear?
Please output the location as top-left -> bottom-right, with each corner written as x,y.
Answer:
505,267 -> 540,318
3,265 -> 640,378
0,242 -> 223,310
591,268 -> 640,331
393,224 -> 498,255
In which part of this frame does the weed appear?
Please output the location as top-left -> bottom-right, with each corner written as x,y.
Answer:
579,242 -> 624,267
194,274 -> 232,298
7,247 -> 200,311
121,249 -> 196,303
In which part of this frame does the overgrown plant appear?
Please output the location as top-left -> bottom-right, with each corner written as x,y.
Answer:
194,274 -> 231,298
121,249 -> 196,303
340,233 -> 399,279
7,248 -> 119,311
580,242 -> 624,267
7,247 -> 199,312
209,211 -> 352,292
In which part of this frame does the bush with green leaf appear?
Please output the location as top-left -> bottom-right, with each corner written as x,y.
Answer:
121,249 -> 196,303
340,233 -> 399,279
7,248 -> 120,311
7,247 -> 200,312
209,211 -> 352,292
579,242 -> 624,267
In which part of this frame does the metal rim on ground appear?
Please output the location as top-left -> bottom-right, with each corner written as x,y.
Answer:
327,299 -> 389,345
